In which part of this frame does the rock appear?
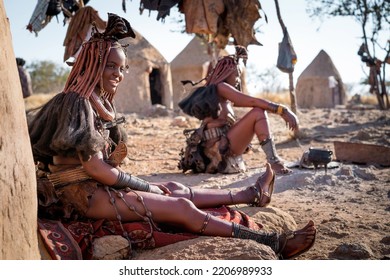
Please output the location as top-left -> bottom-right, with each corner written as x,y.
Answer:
91,207 -> 295,260
336,166 -> 353,177
353,167 -> 377,180
148,104 -> 170,117
132,236 -> 278,260
330,242 -> 374,259
353,130 -> 371,141
381,255 -> 390,260
92,235 -> 130,260
171,116 -> 189,128
380,236 -> 390,245
239,206 -> 297,233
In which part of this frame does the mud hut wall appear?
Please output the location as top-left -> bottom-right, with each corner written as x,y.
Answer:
335,77 -> 347,105
296,77 -> 334,108
115,59 -> 151,114
115,58 -> 173,114
115,31 -> 173,114
160,63 -> 173,110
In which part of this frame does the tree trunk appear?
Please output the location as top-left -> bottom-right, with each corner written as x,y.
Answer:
288,72 -> 297,113
0,0 -> 40,259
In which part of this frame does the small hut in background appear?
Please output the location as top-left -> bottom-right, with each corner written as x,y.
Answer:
296,50 -> 346,108
115,30 -> 173,114
170,36 -> 248,110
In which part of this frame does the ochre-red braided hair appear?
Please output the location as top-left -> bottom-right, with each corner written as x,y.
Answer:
63,12 -> 135,102
205,56 -> 238,86
63,39 -> 113,100
205,45 -> 248,85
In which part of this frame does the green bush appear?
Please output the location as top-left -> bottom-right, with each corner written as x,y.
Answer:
27,60 -> 70,94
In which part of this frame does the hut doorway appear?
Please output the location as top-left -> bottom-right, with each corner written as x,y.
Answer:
149,68 -> 163,105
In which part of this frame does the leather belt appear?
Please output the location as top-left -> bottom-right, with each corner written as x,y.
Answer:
203,126 -> 228,141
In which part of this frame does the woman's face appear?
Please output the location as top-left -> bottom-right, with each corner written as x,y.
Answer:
102,47 -> 127,95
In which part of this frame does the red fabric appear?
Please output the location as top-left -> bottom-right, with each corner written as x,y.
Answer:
38,206 -> 262,260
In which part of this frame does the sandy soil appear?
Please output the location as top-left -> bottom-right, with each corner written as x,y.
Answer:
115,105 -> 389,260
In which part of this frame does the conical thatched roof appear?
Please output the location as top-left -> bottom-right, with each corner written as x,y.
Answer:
298,49 -> 342,79
122,29 -> 168,65
172,36 -> 228,68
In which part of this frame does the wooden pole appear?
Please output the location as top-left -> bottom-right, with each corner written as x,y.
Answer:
274,0 -> 298,114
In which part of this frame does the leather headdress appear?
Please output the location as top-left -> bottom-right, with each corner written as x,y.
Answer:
92,12 -> 136,41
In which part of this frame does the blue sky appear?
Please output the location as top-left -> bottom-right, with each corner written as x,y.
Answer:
4,0 -> 382,91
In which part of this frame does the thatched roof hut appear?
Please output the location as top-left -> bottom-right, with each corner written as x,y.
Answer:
296,50 -> 346,108
115,30 -> 173,114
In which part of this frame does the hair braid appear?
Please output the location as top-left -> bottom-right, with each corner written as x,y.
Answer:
204,45 -> 248,86
205,56 -> 238,85
63,40 -> 111,99
63,12 -> 135,100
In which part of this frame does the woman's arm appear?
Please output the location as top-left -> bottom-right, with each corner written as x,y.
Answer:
216,82 -> 299,131
79,152 -> 168,194
217,82 -> 278,111
79,152 -> 119,185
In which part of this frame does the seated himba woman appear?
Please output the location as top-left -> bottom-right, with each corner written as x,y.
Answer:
179,46 -> 298,175
28,13 -> 315,259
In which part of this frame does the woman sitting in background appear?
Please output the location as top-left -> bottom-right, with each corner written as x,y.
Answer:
179,46 -> 298,175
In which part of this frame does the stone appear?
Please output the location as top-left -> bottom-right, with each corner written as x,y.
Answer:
92,235 -> 130,260
132,236 -> 278,260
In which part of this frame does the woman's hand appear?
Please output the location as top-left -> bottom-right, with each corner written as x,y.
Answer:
281,107 -> 299,131
149,184 -> 172,195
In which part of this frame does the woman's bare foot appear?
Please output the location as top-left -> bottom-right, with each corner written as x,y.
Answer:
248,163 -> 275,207
279,220 -> 316,259
270,161 -> 292,175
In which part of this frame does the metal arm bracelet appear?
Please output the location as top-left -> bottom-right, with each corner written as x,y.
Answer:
112,171 -> 151,192
268,102 -> 287,115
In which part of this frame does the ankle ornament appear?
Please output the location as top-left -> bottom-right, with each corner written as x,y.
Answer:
231,223 -> 280,252
260,137 -> 281,164
199,213 -> 211,234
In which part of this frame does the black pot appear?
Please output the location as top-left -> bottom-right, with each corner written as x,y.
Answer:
308,148 -> 333,165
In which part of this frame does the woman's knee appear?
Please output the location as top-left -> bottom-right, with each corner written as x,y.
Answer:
250,107 -> 267,120
165,181 -> 187,191
166,181 -> 193,199
173,197 -> 196,212
170,197 -> 206,231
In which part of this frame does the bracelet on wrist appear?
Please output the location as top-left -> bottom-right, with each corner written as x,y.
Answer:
113,171 -> 151,192
276,105 -> 286,115
269,103 -> 279,114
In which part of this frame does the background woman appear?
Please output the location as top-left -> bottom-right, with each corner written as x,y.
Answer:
179,46 -> 299,175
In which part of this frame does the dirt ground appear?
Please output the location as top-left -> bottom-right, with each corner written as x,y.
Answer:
118,105 -> 390,260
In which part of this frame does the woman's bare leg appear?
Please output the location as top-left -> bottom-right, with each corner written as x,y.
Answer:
227,108 -> 270,155
161,163 -> 275,209
85,187 -> 315,257
227,108 -> 291,174
85,188 -> 233,236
